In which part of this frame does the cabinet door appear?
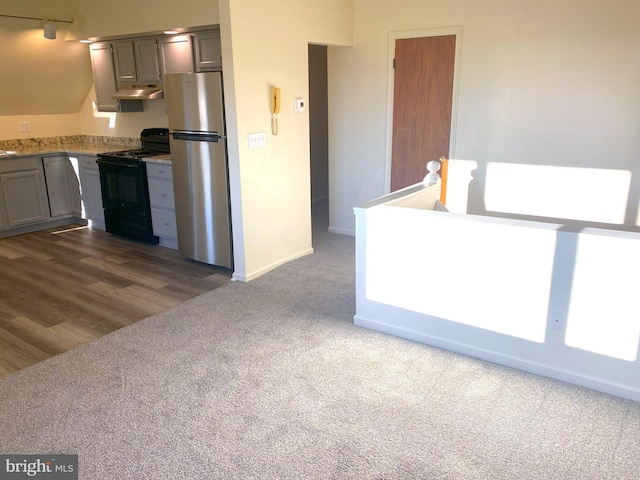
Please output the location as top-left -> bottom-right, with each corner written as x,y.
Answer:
113,40 -> 137,83
77,157 -> 105,230
134,38 -> 161,82
89,42 -> 119,112
151,208 -> 177,239
159,35 -> 195,75
148,178 -> 175,210
42,156 -> 76,217
1,170 -> 49,227
194,30 -> 222,72
68,159 -> 83,214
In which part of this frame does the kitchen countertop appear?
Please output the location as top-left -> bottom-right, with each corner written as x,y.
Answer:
0,143 -> 134,158
143,154 -> 172,164
0,135 -> 141,158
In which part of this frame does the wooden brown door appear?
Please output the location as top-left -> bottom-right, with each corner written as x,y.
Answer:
390,35 -> 456,192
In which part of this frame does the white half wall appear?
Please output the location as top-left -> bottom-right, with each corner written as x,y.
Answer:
354,185 -> 640,402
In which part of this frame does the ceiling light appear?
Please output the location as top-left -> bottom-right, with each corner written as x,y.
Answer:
43,20 -> 56,40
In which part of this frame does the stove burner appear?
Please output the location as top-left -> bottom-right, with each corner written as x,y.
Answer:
98,128 -> 170,161
107,149 -> 158,160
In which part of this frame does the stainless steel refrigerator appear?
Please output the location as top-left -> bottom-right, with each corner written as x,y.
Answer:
164,72 -> 232,269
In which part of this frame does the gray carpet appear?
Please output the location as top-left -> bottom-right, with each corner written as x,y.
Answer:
1,209 -> 640,479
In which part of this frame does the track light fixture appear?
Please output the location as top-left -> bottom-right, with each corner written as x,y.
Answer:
43,20 -> 57,39
0,14 -> 73,40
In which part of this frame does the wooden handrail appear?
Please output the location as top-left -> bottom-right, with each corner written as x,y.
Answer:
439,156 -> 448,205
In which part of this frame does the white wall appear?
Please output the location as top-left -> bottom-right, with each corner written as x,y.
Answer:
0,17 -> 92,118
0,114 -> 80,141
70,0 -> 219,40
78,86 -> 168,138
329,0 -> 640,234
218,0 -> 352,281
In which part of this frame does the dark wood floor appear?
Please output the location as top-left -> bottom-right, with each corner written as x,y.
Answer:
0,224 -> 231,379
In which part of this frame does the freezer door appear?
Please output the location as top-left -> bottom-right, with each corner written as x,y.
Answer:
170,137 -> 232,268
164,72 -> 225,134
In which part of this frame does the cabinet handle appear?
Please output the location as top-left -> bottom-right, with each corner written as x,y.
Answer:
163,223 -> 170,226
161,194 -> 167,197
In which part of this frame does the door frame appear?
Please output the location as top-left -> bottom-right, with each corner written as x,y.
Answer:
384,26 -> 463,194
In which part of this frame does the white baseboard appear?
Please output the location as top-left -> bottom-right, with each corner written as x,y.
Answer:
232,247 -> 314,282
354,314 -> 640,403
328,226 -> 355,236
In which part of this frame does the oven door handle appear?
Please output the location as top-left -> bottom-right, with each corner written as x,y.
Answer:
97,159 -> 141,168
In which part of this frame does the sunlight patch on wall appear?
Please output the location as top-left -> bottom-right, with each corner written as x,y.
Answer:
91,102 -> 117,128
485,163 -> 631,224
565,233 -> 640,361
445,158 -> 477,213
365,206 -> 554,343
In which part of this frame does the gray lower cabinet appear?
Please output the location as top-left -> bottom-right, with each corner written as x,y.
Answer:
0,156 -> 49,228
42,155 -> 82,217
75,155 -> 106,230
146,162 -> 177,249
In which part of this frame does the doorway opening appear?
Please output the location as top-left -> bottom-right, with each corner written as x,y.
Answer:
308,44 -> 329,238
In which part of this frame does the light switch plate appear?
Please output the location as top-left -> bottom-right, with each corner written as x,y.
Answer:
248,132 -> 266,149
294,98 -> 305,113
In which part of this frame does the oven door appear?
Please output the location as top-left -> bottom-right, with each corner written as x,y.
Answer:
97,158 -> 149,217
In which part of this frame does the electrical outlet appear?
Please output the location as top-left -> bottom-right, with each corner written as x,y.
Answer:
549,309 -> 565,331
19,121 -> 31,132
248,132 -> 266,149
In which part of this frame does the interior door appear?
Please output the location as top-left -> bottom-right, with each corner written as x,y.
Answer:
390,35 -> 456,192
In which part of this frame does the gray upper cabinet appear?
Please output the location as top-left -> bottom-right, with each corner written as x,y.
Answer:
134,38 -> 162,82
194,30 -> 222,71
89,42 -> 119,112
113,41 -> 137,83
89,42 -> 143,113
113,38 -> 161,83
88,29 -> 220,113
159,35 -> 195,75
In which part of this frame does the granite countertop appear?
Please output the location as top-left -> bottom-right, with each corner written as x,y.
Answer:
0,135 -> 141,158
143,154 -> 172,164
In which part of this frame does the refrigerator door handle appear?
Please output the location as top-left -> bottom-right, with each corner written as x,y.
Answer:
171,130 -> 223,142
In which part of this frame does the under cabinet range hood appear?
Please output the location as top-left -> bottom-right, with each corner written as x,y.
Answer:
112,83 -> 164,100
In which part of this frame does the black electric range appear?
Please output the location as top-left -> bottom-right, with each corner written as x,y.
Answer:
97,128 -> 170,244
